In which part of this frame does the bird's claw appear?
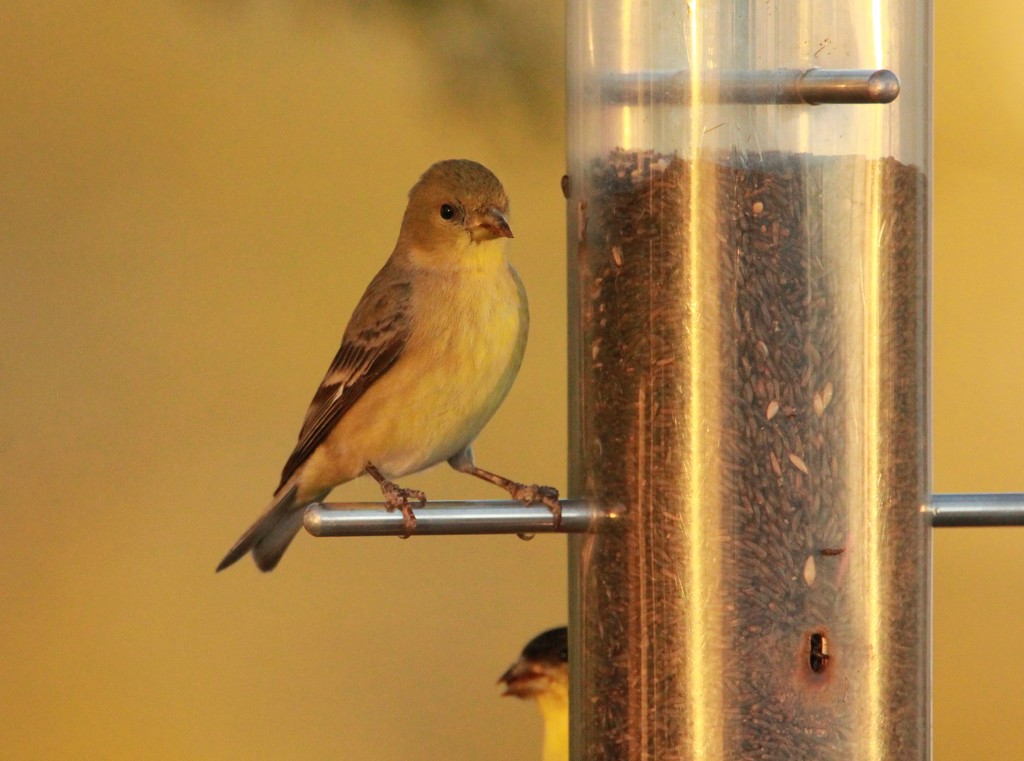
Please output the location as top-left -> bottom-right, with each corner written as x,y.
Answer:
381,483 -> 426,538
508,483 -> 562,529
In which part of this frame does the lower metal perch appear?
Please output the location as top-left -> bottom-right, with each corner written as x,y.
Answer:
930,492 -> 1024,527
303,493 -> 1024,538
303,498 -> 599,537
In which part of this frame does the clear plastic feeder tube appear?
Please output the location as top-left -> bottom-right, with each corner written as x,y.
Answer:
566,2 -> 930,759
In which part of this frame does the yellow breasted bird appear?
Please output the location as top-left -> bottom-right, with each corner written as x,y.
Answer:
217,159 -> 560,572
499,626 -> 569,761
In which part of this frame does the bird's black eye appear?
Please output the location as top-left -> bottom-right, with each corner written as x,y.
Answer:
439,204 -> 456,220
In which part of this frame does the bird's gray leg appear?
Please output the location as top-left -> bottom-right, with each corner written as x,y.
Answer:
447,449 -> 562,527
365,462 -> 425,538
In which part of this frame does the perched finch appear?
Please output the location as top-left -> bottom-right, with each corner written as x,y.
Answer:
217,159 -> 560,572
499,626 -> 569,761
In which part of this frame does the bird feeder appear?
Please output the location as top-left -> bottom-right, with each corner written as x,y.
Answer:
565,1 -> 929,758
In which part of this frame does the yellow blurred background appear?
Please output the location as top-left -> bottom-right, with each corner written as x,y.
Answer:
0,2 -> 1021,759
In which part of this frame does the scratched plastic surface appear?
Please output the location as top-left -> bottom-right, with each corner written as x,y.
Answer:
565,2 -> 931,759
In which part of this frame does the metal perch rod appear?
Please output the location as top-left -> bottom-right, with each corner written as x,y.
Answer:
303,494 -> 1024,537
602,68 -> 900,105
930,492 -> 1024,527
304,498 -> 599,537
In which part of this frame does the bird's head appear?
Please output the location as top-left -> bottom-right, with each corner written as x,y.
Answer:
399,159 -> 513,267
499,626 -> 569,700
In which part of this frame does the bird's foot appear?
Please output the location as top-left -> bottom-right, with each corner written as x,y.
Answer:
506,482 -> 562,529
380,481 -> 426,538
366,462 -> 425,538
449,460 -> 562,530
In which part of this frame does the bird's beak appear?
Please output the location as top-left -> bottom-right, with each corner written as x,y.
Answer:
470,206 -> 514,241
498,658 -> 545,698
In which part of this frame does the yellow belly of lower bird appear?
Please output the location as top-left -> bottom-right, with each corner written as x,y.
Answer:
303,268 -> 524,488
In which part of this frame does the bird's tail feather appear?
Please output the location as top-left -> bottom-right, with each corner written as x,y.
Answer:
216,484 -> 304,573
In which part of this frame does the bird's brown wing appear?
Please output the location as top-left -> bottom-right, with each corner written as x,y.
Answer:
276,271 -> 413,490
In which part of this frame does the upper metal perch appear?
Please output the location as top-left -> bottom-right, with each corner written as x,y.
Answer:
602,68 -> 900,105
